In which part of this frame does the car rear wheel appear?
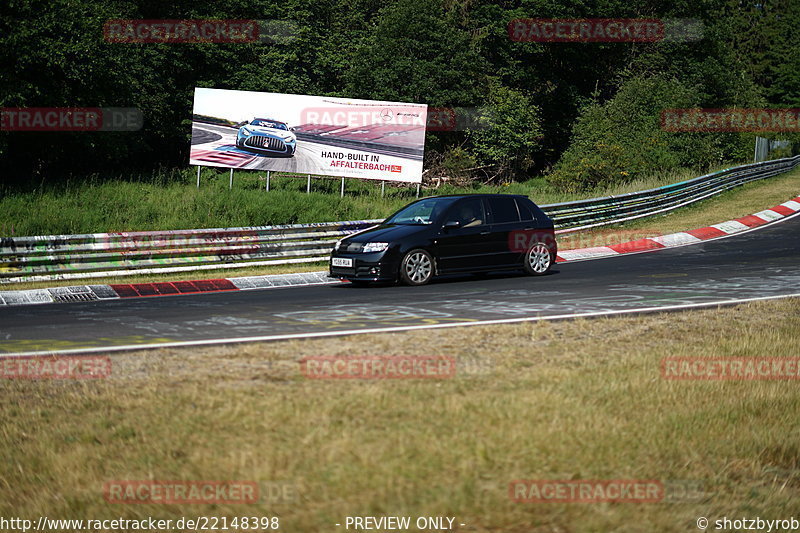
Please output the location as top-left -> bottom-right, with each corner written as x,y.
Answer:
399,249 -> 434,286
524,242 -> 552,276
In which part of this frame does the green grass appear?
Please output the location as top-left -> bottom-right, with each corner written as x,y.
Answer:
0,164 -> 740,236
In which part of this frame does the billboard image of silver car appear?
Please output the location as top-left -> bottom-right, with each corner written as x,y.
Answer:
235,118 -> 297,156
190,88 -> 427,183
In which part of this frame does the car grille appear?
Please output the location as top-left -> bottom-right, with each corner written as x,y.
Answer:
245,136 -> 286,151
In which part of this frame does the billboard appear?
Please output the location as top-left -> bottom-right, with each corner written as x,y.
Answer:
190,88 -> 427,183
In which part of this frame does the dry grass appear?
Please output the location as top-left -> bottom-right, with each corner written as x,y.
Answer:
2,298 -> 799,532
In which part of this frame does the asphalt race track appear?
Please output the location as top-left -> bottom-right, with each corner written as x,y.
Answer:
1,215 -> 799,356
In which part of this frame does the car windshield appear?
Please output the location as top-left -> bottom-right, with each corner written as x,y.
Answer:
251,120 -> 287,130
384,197 -> 456,225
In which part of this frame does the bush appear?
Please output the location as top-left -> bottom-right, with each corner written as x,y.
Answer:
546,76 -> 756,192
467,85 -> 543,181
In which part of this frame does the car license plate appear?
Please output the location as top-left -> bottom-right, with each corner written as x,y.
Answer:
332,257 -> 353,268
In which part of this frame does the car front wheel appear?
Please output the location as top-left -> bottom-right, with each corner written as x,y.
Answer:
399,249 -> 434,286
524,242 -> 552,276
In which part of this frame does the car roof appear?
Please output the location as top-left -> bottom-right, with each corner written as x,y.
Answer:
252,118 -> 286,124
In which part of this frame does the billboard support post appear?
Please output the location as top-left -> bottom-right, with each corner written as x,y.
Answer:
416,183 -> 421,198
340,177 -> 345,197
229,169 -> 233,190
266,170 -> 271,191
307,174 -> 311,194
381,181 -> 385,197
196,166 -> 200,188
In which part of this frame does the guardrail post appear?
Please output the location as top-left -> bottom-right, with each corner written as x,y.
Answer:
196,166 -> 201,188
340,177 -> 345,197
229,168 -> 234,190
266,170 -> 270,191
307,174 -> 311,194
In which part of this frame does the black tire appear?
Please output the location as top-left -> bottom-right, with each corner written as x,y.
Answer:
399,249 -> 434,286
523,242 -> 553,276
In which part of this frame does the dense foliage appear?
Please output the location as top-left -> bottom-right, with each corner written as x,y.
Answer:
1,0 -> 798,190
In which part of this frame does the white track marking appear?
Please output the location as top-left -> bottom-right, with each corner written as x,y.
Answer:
2,292 -> 799,357
753,209 -> 784,222
649,232 -> 702,247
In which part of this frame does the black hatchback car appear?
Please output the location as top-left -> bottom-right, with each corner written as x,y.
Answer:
330,194 -> 557,285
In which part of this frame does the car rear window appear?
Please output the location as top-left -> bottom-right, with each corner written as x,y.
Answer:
488,197 -> 520,224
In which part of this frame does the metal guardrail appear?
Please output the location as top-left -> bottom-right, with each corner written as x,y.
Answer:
543,155 -> 800,232
1,155 -> 798,283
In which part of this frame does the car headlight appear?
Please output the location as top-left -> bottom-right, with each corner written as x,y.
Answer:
241,128 -> 252,136
282,135 -> 295,142
334,240 -> 342,251
362,242 -> 389,253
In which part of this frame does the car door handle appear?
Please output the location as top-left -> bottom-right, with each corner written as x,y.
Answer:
480,231 -> 491,235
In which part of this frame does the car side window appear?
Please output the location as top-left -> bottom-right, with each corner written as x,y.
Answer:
515,198 -> 536,221
449,198 -> 486,227
487,197 -> 521,224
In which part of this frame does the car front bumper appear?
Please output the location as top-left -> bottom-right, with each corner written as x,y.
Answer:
329,252 -> 399,282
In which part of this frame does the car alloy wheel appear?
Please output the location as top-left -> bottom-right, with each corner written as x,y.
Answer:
400,249 -> 434,286
525,242 -> 552,275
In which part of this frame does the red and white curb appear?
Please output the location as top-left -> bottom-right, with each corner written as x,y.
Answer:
555,196 -> 800,262
1,195 -> 798,307
0,271 -> 339,306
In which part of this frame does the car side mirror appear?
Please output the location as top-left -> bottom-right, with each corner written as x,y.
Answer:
289,126 -> 296,131
443,220 -> 461,230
